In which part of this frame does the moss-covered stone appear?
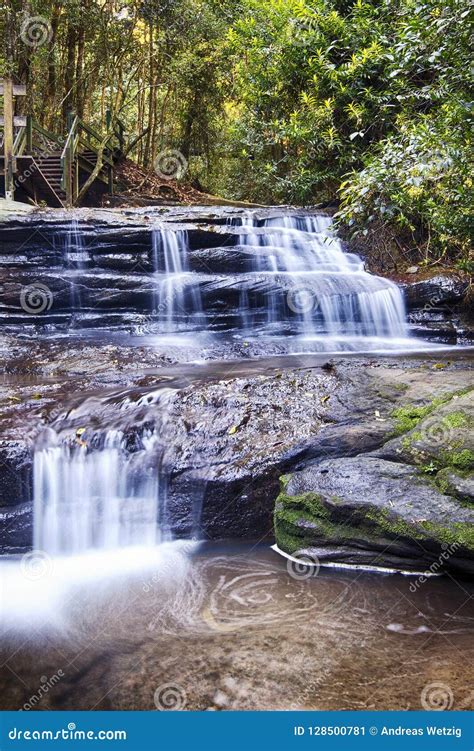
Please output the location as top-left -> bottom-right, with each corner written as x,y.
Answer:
391,388 -> 473,436
418,520 -> 474,549
440,449 -> 474,471
274,457 -> 474,572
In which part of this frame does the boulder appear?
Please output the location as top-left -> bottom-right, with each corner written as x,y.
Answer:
403,275 -> 468,310
274,456 -> 474,574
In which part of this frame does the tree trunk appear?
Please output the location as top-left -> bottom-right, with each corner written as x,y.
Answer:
143,25 -> 155,168
46,2 -> 61,127
63,21 -> 77,126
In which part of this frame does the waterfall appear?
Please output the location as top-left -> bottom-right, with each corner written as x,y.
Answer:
29,210 -> 411,558
63,218 -> 87,266
63,218 -> 87,312
152,227 -> 203,331
146,212 -> 407,346
33,390 -> 175,555
235,213 -> 407,341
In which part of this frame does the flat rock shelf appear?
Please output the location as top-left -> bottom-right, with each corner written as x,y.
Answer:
1,205 -> 473,713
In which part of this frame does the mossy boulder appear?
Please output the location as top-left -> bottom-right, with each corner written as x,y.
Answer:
377,389 -> 474,503
275,457 -> 474,574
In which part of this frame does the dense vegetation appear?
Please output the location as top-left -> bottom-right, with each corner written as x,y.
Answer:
2,0 -> 473,265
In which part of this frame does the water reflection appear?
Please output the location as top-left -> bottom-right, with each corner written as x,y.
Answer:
1,543 -> 472,711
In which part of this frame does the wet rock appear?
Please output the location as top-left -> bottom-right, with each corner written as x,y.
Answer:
0,440 -> 32,509
403,275 -> 469,310
275,456 -> 474,574
0,327 -> 473,569
402,275 -> 473,345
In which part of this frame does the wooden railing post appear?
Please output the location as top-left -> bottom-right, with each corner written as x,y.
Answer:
74,149 -> 79,203
64,111 -> 75,205
26,114 -> 33,152
3,78 -> 15,200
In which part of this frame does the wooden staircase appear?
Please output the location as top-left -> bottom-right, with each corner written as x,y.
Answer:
3,112 -> 125,207
33,152 -> 67,207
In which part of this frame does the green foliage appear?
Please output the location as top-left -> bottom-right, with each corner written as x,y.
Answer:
2,0 -> 472,260
338,106 -> 473,259
220,0 -> 473,259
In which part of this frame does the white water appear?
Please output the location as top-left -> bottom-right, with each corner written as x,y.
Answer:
30,212 -> 411,559
152,228 -> 204,331
150,212 -> 408,346
63,218 -> 87,310
33,390 -> 176,556
0,541 -> 196,635
236,213 -> 407,340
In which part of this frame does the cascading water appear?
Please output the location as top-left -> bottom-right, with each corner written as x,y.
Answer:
233,213 -> 407,343
62,218 -> 87,311
148,211 -> 407,348
30,210 -> 412,558
152,227 -> 203,331
33,390 -> 175,555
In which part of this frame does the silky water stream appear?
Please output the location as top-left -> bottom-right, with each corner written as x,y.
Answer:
1,208 -> 472,711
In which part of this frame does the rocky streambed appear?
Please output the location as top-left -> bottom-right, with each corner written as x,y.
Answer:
0,204 -> 473,576
1,339 -> 473,573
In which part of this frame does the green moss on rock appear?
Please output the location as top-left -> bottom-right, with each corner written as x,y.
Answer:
274,473 -> 474,559
391,388 -> 474,437
440,449 -> 474,471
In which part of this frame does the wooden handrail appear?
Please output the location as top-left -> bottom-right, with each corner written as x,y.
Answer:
32,120 -> 64,146
61,115 -> 79,160
13,126 -> 26,155
61,114 -> 79,205
77,136 -> 114,167
79,118 -> 114,148
16,111 -> 125,206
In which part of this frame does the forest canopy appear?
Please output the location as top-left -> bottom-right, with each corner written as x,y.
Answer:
2,0 -> 473,264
